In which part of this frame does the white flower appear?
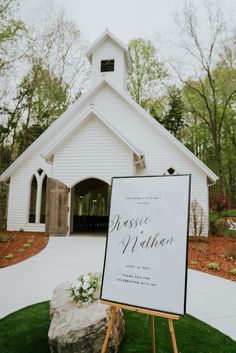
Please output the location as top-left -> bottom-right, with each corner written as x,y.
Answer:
75,281 -> 82,289
82,282 -> 90,290
82,292 -> 88,297
87,287 -> 94,295
72,281 -> 78,289
74,289 -> 79,296
83,275 -> 90,282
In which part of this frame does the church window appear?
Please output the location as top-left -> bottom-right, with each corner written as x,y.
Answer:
101,59 -> 115,72
29,169 -> 47,224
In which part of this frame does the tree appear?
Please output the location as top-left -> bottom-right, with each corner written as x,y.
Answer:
173,2 -> 236,194
27,9 -> 90,101
0,0 -> 25,75
16,62 -> 69,153
127,38 -> 167,105
0,8 -> 90,165
160,85 -> 186,137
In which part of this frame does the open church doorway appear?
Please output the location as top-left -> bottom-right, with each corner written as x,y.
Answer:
71,178 -> 110,233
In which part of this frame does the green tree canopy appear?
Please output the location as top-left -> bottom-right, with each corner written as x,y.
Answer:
127,38 -> 167,105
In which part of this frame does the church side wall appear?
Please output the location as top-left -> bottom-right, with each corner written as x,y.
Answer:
7,157 -> 52,232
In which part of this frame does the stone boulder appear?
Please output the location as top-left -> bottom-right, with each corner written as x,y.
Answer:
48,281 -> 125,353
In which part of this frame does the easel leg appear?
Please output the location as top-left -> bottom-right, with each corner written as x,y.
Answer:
101,306 -> 116,353
168,319 -> 178,353
151,315 -> 156,353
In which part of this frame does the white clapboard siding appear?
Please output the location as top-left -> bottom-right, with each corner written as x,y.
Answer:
5,25 -> 217,237
91,38 -> 126,90
7,158 -> 51,231
53,116 -> 134,186
7,81 -> 210,233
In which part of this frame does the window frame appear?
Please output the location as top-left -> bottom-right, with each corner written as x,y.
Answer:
100,59 -> 115,72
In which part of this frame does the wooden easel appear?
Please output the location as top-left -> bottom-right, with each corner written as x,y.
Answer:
101,300 -> 179,353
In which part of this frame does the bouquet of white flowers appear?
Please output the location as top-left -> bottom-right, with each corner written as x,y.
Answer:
70,273 -> 101,305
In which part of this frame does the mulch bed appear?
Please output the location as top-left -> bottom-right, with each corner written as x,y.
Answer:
0,231 -> 48,268
188,236 -> 236,282
0,231 -> 236,283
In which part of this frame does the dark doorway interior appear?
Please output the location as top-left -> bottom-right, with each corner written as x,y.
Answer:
71,178 -> 110,233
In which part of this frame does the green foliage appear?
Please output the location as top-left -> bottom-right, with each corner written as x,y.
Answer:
208,262 -> 219,271
0,234 -> 16,243
23,243 -> 31,249
5,253 -> 13,259
209,218 -> 230,236
1,302 -> 236,353
19,248 -> 25,253
127,38 -> 167,104
0,0 -> 26,74
210,209 -> 236,220
230,268 -> 236,276
160,85 -> 186,137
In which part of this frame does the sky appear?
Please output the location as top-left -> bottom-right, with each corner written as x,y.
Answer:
20,0 -> 236,45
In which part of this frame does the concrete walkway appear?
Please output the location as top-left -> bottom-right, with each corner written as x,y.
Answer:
0,236 -> 236,341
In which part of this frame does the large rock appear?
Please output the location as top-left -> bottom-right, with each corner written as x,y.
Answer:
48,281 -> 125,353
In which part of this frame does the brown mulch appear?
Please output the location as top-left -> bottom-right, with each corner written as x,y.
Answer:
0,231 -> 236,282
188,236 -> 236,282
0,231 -> 48,268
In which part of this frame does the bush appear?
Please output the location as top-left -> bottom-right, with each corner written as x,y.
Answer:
5,254 -> 13,260
0,235 -> 16,243
190,199 -> 206,236
209,218 -> 230,236
208,262 -> 219,271
230,268 -> 236,276
209,193 -> 232,215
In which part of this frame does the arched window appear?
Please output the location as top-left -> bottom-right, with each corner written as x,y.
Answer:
29,175 -> 37,223
29,169 -> 47,224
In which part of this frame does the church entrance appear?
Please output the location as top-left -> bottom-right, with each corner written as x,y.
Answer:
71,178 -> 110,233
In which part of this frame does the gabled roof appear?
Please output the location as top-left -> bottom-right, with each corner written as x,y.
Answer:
42,106 -> 144,164
86,29 -> 132,72
0,77 -> 218,183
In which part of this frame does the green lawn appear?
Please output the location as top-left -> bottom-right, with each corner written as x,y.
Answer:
0,301 -> 236,353
210,209 -> 236,220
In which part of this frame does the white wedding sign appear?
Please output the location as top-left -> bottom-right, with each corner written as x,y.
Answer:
100,175 -> 191,316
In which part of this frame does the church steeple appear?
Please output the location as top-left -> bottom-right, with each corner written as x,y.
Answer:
86,29 -> 132,90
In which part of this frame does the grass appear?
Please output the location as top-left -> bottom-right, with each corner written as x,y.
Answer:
210,209 -> 236,220
0,302 -> 236,353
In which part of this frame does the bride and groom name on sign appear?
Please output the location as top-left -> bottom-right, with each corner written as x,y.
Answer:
100,175 -> 191,353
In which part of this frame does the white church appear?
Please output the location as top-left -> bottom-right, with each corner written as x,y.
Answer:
0,30 -> 218,235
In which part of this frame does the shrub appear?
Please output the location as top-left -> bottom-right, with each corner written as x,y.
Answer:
23,243 -> 31,248
5,254 -> 13,260
230,268 -> 236,276
190,260 -> 199,266
230,267 -> 236,276
190,199 -> 206,236
209,193 -> 232,216
0,235 -> 16,243
209,218 -> 230,236
19,248 -> 25,253
208,262 -> 219,271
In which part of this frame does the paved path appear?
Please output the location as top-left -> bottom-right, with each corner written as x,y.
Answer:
0,236 -> 236,341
